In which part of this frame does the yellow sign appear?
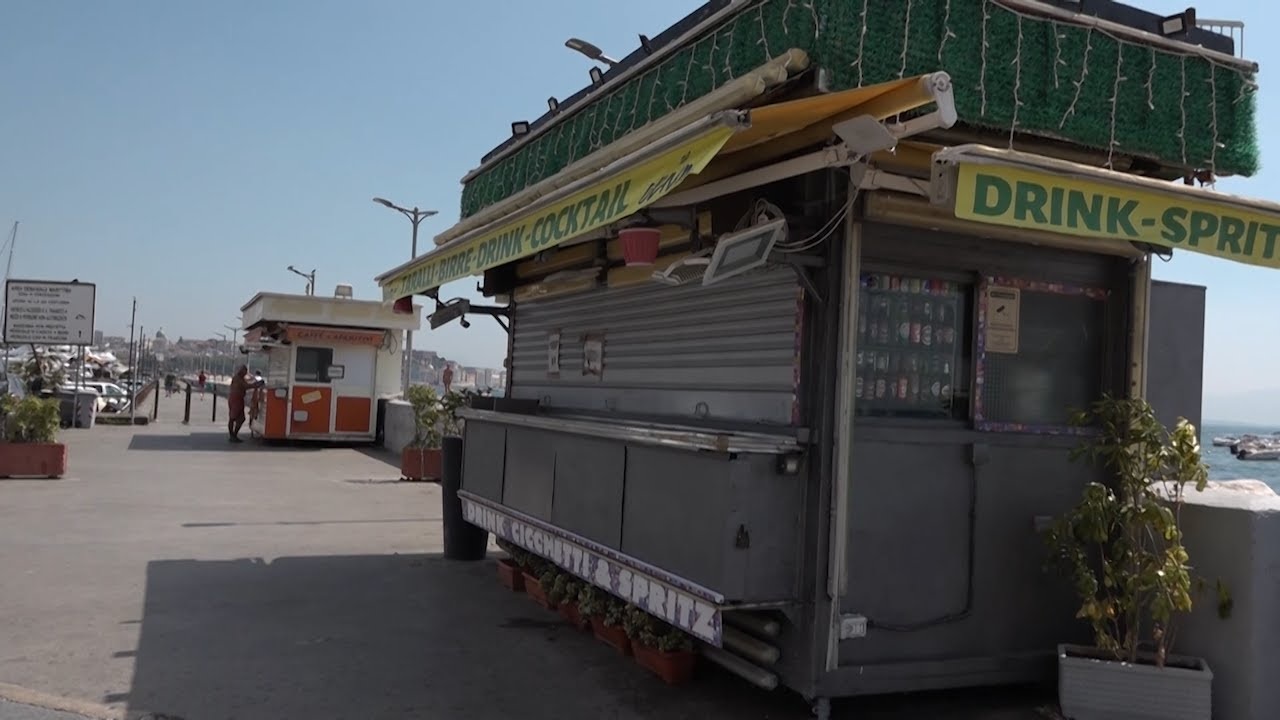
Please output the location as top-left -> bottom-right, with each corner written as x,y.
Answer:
382,126 -> 737,300
954,163 -> 1280,269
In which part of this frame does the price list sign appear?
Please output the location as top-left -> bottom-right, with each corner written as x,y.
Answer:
4,280 -> 97,345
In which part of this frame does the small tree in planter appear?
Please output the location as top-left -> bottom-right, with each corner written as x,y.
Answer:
0,395 -> 66,478
494,539 -> 526,592
524,566 -> 560,611
1047,394 -> 1210,720
624,606 -> 697,684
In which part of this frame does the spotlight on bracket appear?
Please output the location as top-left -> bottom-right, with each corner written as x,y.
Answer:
511,121 -> 531,137
429,299 -> 471,330
1158,7 -> 1196,36
589,66 -> 604,86
547,96 -> 560,113
639,34 -> 654,54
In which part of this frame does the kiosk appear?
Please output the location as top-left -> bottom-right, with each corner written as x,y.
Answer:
239,288 -> 419,442
373,1 -> 1256,714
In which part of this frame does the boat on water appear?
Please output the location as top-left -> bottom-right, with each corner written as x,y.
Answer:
1232,433 -> 1280,461
1239,447 -> 1280,461
1212,436 -> 1239,447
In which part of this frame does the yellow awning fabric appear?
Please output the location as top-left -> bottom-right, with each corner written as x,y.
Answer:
722,75 -> 932,154
936,145 -> 1280,270
376,74 -> 948,300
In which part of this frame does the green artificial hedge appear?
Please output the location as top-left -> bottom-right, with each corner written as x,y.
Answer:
460,0 -> 1257,219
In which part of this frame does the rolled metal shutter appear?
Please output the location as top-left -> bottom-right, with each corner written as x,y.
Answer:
510,267 -> 802,426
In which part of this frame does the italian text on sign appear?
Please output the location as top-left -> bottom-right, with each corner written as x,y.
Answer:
381,125 -> 737,301
3,280 -> 97,345
953,164 -> 1280,269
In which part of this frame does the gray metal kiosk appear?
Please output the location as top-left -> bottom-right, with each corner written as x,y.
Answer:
373,5 -> 1256,713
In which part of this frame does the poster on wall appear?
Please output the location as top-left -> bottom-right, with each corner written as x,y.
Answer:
547,331 -> 561,378
582,334 -> 604,378
984,285 -> 1020,354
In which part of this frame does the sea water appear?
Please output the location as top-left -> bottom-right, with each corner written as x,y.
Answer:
1201,423 -> 1280,492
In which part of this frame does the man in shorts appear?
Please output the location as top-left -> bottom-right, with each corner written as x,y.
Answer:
197,370 -> 207,400
227,365 -> 264,443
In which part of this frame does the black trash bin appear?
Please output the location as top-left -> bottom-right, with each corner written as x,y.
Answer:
441,435 -> 488,561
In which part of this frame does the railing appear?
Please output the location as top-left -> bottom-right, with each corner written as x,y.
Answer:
1197,19 -> 1245,59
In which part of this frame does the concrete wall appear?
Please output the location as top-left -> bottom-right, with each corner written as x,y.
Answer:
1177,480 -> 1280,720
382,399 -> 414,454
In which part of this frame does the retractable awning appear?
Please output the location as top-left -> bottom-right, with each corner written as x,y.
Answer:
375,72 -> 956,301
932,145 -> 1280,269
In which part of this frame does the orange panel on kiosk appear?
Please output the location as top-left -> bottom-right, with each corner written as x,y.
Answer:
334,396 -> 372,433
264,390 -> 289,439
290,386 -> 333,434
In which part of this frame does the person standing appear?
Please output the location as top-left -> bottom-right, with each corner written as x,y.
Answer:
197,370 -> 207,400
227,365 -> 264,443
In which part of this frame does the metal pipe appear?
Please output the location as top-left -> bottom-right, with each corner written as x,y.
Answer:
723,625 -> 780,666
698,644 -> 779,690
724,611 -> 781,639
993,0 -> 1256,72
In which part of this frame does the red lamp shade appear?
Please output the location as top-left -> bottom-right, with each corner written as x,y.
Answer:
392,296 -> 414,314
619,227 -> 661,266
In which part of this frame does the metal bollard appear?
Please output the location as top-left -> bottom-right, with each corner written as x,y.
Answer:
211,384 -> 217,423
152,379 -> 160,420
183,384 -> 192,424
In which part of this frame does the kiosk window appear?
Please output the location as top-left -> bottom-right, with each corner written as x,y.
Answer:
295,347 -> 334,383
855,272 -> 972,420
974,278 -> 1108,432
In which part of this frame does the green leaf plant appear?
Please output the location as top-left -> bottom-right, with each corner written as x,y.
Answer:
1046,394 -> 1208,667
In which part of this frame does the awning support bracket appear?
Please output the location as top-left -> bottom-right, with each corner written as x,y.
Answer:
770,251 -> 826,305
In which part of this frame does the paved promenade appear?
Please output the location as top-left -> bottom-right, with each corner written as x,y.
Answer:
0,392 -> 1052,720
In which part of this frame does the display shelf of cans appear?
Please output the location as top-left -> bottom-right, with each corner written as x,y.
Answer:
855,273 -> 965,419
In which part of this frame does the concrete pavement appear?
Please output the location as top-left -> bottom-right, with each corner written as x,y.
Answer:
0,392 -> 1055,719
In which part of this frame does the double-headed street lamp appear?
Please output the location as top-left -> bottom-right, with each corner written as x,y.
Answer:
372,197 -> 438,392
286,265 -> 316,296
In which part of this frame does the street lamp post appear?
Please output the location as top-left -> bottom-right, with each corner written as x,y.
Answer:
372,197 -> 438,393
286,266 -> 316,296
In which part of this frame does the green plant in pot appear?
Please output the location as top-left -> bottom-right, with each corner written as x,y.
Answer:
1047,394 -> 1211,720
0,394 -> 66,478
624,606 -> 697,684
399,385 -> 444,480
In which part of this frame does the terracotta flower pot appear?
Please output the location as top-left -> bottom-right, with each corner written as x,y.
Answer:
523,571 -> 557,610
620,227 -> 661,266
633,641 -> 696,685
496,558 -> 524,592
558,601 -> 589,631
0,442 -> 67,479
400,446 -> 442,481
590,616 -> 632,656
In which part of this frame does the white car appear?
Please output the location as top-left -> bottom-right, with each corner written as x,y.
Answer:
80,382 -> 131,412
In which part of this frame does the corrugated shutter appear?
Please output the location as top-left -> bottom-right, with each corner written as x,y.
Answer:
510,267 -> 802,425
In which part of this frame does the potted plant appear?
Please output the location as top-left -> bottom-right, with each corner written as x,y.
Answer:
526,566 -> 559,611
400,385 -> 444,481
1047,395 -> 1211,720
494,539 -> 525,592
584,590 -> 632,655
625,606 -> 697,684
0,394 -> 66,478
551,575 -> 588,630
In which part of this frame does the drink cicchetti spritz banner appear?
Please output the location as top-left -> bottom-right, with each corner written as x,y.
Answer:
953,163 -> 1280,269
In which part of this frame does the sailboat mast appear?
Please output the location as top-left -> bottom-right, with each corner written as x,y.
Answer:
2,221 -> 15,384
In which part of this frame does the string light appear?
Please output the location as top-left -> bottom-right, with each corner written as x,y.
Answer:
899,0 -> 913,79
1052,22 -> 1064,89
461,0 -> 1258,218
1107,43 -> 1126,169
939,0 -> 955,63
1060,26 -> 1093,129
1145,47 -> 1156,110
979,0 -> 990,117
1009,14 -> 1024,149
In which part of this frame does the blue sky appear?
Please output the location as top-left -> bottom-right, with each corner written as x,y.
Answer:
0,0 -> 1275,421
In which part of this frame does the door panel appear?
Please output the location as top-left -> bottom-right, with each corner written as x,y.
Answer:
334,396 -> 372,433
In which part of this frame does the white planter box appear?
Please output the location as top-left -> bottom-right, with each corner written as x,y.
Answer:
1058,643 -> 1212,720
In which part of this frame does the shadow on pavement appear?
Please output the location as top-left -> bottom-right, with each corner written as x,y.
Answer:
117,554 -> 1053,720
127,433 -> 324,452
